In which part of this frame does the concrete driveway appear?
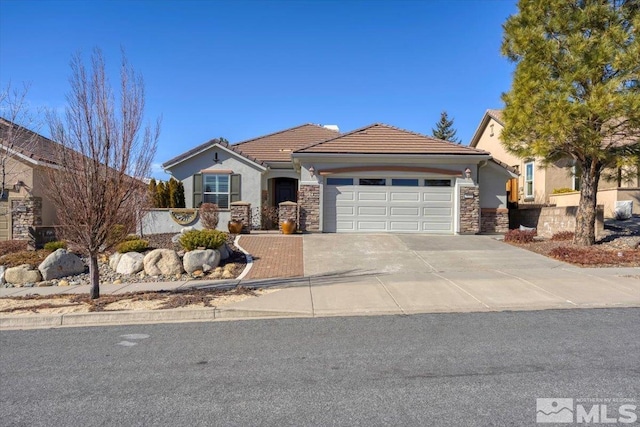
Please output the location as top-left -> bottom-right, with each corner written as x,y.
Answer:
227,234 -> 640,317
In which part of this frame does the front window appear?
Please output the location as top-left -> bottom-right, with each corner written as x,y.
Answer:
203,174 -> 229,209
572,164 -> 581,191
359,178 -> 386,186
524,161 -> 534,199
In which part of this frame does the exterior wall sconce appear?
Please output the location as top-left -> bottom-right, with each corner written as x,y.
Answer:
308,166 -> 315,178
213,152 -> 219,163
464,168 -> 472,179
14,180 -> 25,191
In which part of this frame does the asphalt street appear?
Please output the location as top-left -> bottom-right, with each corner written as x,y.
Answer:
1,309 -> 639,426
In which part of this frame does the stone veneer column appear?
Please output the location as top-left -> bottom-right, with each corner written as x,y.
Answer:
480,208 -> 509,233
298,184 -> 320,232
11,197 -> 42,240
229,201 -> 251,234
278,201 -> 298,232
458,186 -> 480,234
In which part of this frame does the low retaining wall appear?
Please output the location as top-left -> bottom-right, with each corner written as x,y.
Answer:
509,205 -> 604,238
139,209 -> 206,235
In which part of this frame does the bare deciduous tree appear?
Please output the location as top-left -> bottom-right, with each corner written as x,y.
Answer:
46,49 -> 159,299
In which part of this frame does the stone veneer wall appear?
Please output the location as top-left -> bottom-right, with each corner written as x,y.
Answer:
509,205 -> 604,238
298,184 -> 320,232
11,197 -> 42,240
459,186 -> 480,234
278,201 -> 298,232
480,208 -> 509,234
230,201 -> 252,233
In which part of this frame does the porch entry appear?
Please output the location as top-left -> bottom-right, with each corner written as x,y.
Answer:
273,178 -> 298,206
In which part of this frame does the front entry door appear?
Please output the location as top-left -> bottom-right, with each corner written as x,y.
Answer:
274,178 -> 297,205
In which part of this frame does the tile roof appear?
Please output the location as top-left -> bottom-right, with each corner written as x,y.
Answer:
295,123 -> 489,155
162,137 -> 267,169
162,124 -> 340,168
486,109 -> 504,125
232,123 -> 339,162
0,117 -> 62,165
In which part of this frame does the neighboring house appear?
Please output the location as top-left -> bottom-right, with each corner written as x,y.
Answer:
163,122 -> 516,234
0,117 -> 60,241
469,109 -> 640,217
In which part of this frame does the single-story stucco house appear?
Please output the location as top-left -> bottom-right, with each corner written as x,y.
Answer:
161,123 -> 517,234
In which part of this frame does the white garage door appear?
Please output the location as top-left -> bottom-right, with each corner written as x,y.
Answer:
323,177 -> 454,233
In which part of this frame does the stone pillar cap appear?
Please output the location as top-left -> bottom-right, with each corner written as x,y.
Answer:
230,201 -> 251,206
278,201 -> 297,206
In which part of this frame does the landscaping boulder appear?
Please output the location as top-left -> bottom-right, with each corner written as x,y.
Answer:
109,252 -> 123,270
5,264 -> 42,285
116,252 -> 144,275
183,249 -> 220,274
218,243 -> 231,261
143,249 -> 183,276
38,249 -> 85,281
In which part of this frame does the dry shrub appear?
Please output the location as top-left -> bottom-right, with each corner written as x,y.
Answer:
551,231 -> 575,241
0,240 -> 28,257
549,246 -> 640,265
199,203 -> 220,229
0,250 -> 51,268
504,229 -> 537,243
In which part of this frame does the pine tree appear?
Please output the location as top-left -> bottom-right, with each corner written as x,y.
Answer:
168,178 -> 179,208
501,0 -> 640,246
148,178 -> 158,207
155,181 -> 168,208
431,111 -> 460,143
175,181 -> 186,208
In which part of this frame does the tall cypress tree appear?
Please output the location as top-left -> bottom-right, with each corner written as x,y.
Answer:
148,178 -> 158,207
168,178 -> 179,208
431,111 -> 460,143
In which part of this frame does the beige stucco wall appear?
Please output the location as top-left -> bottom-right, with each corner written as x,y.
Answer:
474,118 -> 520,167
549,188 -> 640,217
165,145 -> 266,226
1,156 -> 34,199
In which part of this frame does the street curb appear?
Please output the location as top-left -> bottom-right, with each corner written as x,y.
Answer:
0,306 -> 308,330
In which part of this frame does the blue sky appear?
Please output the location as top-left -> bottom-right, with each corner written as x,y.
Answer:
0,0 -> 517,180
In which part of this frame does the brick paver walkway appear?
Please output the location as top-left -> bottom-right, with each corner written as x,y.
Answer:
238,235 -> 304,279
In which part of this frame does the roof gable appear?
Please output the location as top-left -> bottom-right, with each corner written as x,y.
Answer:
163,123 -> 340,169
295,123 -> 489,155
469,109 -> 504,148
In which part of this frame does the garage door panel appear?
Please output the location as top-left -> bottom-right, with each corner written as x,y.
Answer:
336,206 -> 355,215
390,192 -> 420,202
336,191 -> 355,201
324,181 -> 454,234
358,192 -> 387,201
390,207 -> 420,216
390,221 -> 420,231
423,207 -> 453,216
422,221 -> 453,231
336,221 -> 356,231
423,192 -> 452,202
357,221 -> 387,230
358,206 -> 387,216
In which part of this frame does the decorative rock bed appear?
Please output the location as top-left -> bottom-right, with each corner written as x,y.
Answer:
1,239 -> 246,289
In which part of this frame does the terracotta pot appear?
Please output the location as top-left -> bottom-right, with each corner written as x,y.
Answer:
228,220 -> 243,234
281,219 -> 296,235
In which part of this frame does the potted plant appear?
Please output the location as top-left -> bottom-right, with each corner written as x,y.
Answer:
280,218 -> 296,235
228,219 -> 243,234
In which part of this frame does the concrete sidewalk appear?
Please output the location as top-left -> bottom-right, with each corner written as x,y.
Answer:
2,234 -> 639,329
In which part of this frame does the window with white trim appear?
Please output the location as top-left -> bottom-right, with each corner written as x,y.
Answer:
193,173 -> 240,208
524,161 -> 534,199
572,164 -> 581,191
203,175 -> 230,208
